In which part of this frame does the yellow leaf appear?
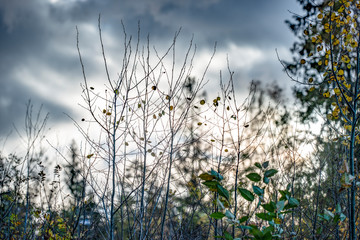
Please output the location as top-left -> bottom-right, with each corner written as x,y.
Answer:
344,125 -> 352,131
200,100 -> 205,105
341,55 -> 350,63
338,5 -> 344,13
350,40 -> 358,48
346,95 -> 353,101
308,77 -> 313,83
300,59 -> 306,64
338,69 -> 344,75
199,173 -> 215,181
342,140 -> 349,147
344,82 -> 351,90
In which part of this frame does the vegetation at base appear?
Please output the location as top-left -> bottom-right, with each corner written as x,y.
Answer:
1,1 -> 360,238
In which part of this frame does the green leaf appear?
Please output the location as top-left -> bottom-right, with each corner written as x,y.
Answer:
284,197 -> 299,210
252,185 -> 264,196
239,188 -> 254,202
199,173 -> 215,181
262,161 -> 269,169
335,203 -> 341,213
254,162 -> 262,169
333,214 -> 341,224
237,225 -> 252,230
288,197 -> 299,207
210,212 -> 225,219
263,176 -> 269,184
318,213 -> 331,221
225,210 -> 235,219
339,213 -> 346,222
217,184 -> 230,201
223,231 -> 234,240
264,169 -> 278,178
279,190 -> 290,201
262,202 -> 276,213
256,212 -> 274,221
246,173 -> 262,182
250,226 -> 263,238
202,181 -> 218,191
262,226 -> 274,240
324,209 -> 334,219
217,198 -> 225,210
276,200 -> 285,212
239,215 -> 249,223
210,169 -> 224,181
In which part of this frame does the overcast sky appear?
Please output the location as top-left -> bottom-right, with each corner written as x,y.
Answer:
0,0 -> 302,153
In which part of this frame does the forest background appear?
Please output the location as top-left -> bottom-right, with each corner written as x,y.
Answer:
1,0 -> 360,239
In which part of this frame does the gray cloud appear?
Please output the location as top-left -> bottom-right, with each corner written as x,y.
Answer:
0,0 -> 301,140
